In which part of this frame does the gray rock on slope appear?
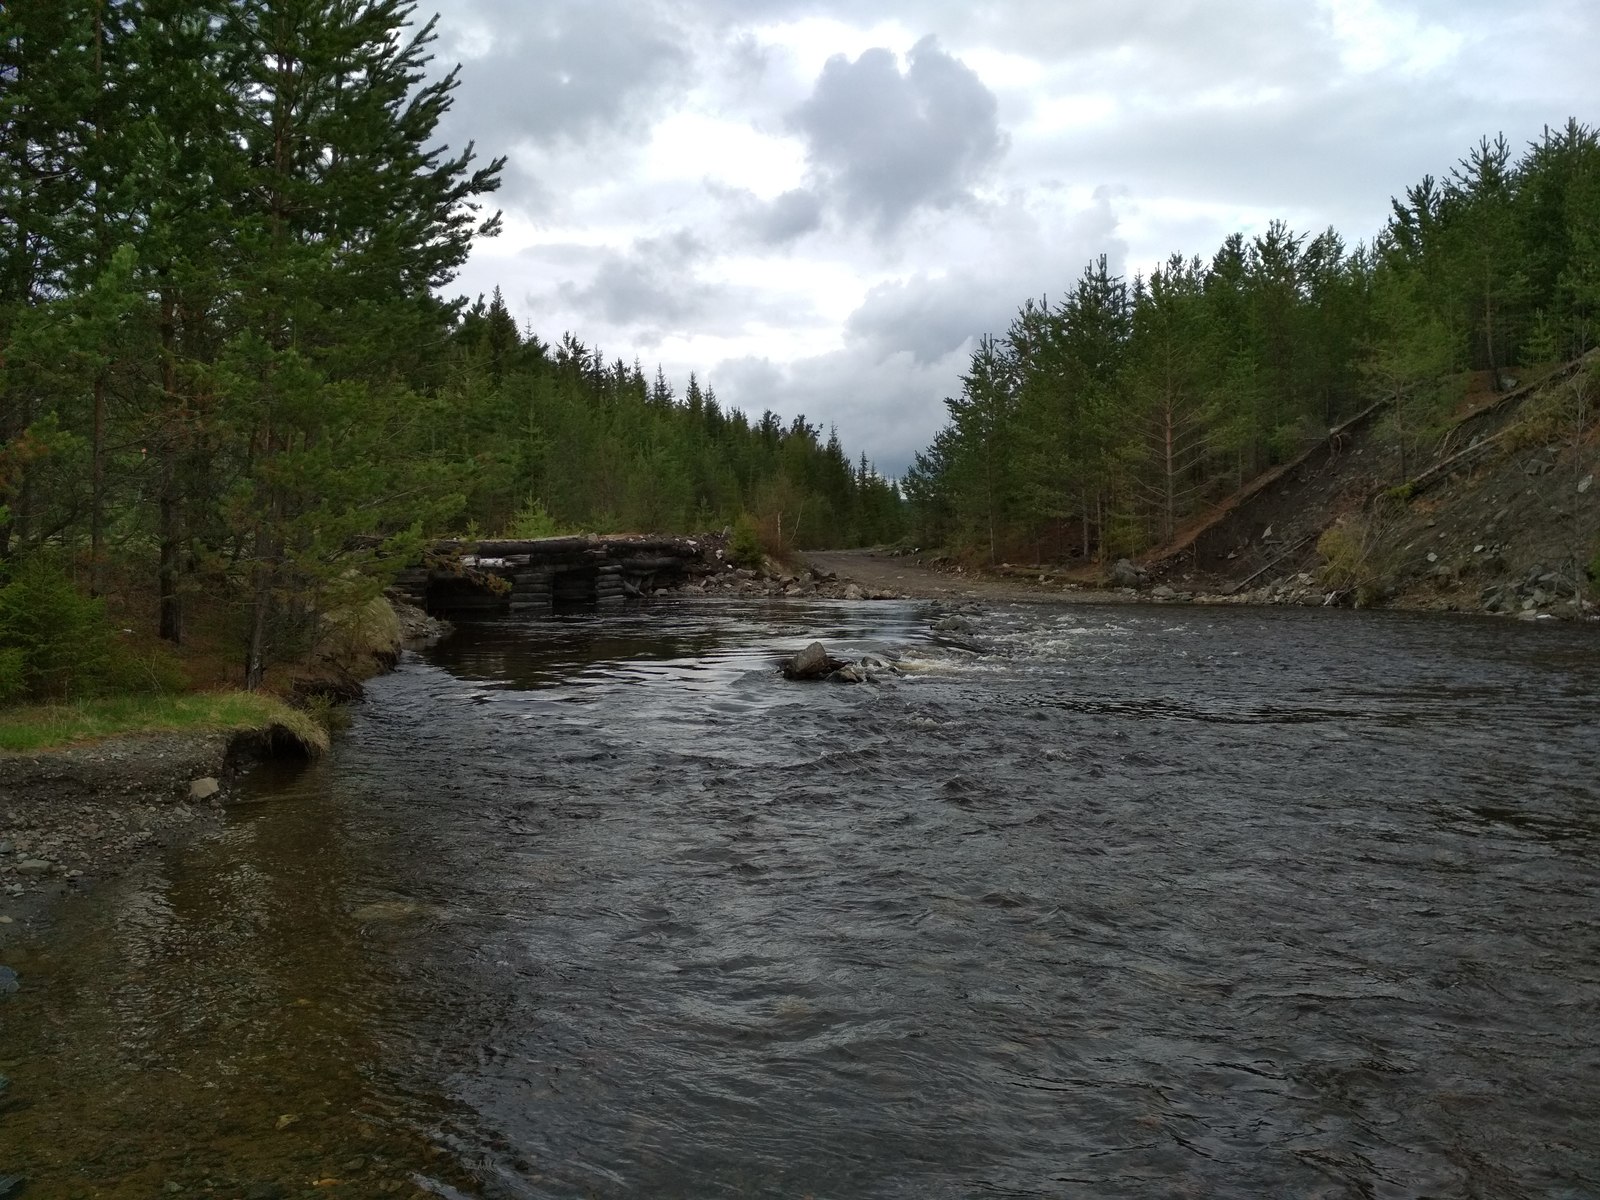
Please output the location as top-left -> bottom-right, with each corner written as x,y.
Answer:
1110,559 -> 1149,589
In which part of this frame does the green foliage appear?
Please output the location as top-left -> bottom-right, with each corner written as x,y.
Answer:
103,642 -> 188,698
729,514 -> 766,569
320,597 -> 403,669
0,647 -> 25,705
0,556 -> 113,702
503,499 -> 569,539
1316,518 -> 1399,607
300,693 -> 354,735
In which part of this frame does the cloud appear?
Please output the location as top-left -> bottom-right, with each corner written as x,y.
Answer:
559,231 -> 713,328
746,188 -> 827,244
709,190 -> 1127,473
438,0 -> 689,149
714,348 -> 962,477
846,273 -> 1019,367
709,185 -> 826,246
788,36 -> 1009,231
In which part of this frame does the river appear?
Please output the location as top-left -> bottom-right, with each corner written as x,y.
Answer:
3,597 -> 1598,1198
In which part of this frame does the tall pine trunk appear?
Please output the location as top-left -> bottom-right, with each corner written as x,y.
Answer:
158,290 -> 183,643
91,373 -> 106,594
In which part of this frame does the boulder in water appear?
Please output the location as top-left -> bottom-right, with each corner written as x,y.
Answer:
783,642 -> 847,680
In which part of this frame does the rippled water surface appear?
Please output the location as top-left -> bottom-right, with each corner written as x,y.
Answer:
5,599 -> 1600,1198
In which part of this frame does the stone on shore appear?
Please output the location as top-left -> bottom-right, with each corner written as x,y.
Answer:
1109,559 -> 1149,589
189,777 -> 221,802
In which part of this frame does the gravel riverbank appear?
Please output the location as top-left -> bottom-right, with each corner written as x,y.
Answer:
0,732 -> 239,931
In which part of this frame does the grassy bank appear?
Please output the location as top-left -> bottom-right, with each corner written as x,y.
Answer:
0,692 -> 330,756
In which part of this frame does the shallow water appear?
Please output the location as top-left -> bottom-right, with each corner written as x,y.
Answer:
3,599 -> 1599,1198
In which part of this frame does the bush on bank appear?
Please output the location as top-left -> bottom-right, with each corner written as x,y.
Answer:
0,555 -> 122,703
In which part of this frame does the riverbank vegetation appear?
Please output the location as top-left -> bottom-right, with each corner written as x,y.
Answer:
906,121 -> 1600,567
0,690 -> 326,755
0,1 -> 902,701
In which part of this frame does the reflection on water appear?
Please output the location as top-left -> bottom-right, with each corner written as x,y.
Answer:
3,598 -> 1599,1198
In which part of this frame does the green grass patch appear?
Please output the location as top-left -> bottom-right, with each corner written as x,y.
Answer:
0,691 -> 329,756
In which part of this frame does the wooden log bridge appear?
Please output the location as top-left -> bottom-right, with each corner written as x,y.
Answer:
390,534 -> 711,616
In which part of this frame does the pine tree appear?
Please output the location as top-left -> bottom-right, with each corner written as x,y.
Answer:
1125,256 -> 1216,542
221,0 -> 503,687
1444,135 -> 1525,382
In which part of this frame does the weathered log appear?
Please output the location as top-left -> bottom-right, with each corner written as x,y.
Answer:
616,555 -> 689,574
468,536 -> 595,558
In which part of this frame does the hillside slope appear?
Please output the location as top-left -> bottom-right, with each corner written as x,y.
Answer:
1141,355 -> 1600,619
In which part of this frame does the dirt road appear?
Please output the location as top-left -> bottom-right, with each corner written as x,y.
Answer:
803,548 -> 1130,605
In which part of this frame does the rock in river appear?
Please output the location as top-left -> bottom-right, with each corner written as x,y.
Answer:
783,642 -> 847,681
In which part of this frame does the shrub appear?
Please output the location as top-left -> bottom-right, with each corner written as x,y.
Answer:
1382,482 -> 1416,505
0,647 -> 25,705
0,555 -> 114,701
1316,516 -> 1399,608
503,498 -> 565,539
321,595 -> 402,664
300,692 -> 353,734
729,514 -> 765,569
103,641 -> 188,697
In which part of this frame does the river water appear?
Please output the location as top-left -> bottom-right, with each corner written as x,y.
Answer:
3,598 -> 1598,1198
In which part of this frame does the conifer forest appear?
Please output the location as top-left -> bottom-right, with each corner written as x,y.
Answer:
0,1 -> 904,692
905,122 -> 1600,563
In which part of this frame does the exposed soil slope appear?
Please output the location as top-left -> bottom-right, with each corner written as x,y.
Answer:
1141,356 -> 1600,617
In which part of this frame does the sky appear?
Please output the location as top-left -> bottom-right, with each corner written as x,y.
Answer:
428,0 -> 1599,476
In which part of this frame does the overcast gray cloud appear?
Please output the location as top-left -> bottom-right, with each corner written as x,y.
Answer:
790,36 -> 1008,232
558,231 -> 711,328
710,185 -> 827,246
433,0 -> 1600,474
439,0 -> 688,149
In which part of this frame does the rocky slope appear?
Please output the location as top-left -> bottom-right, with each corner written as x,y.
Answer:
1140,354 -> 1599,621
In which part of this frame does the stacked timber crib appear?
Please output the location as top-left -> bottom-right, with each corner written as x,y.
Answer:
390,534 -> 709,617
